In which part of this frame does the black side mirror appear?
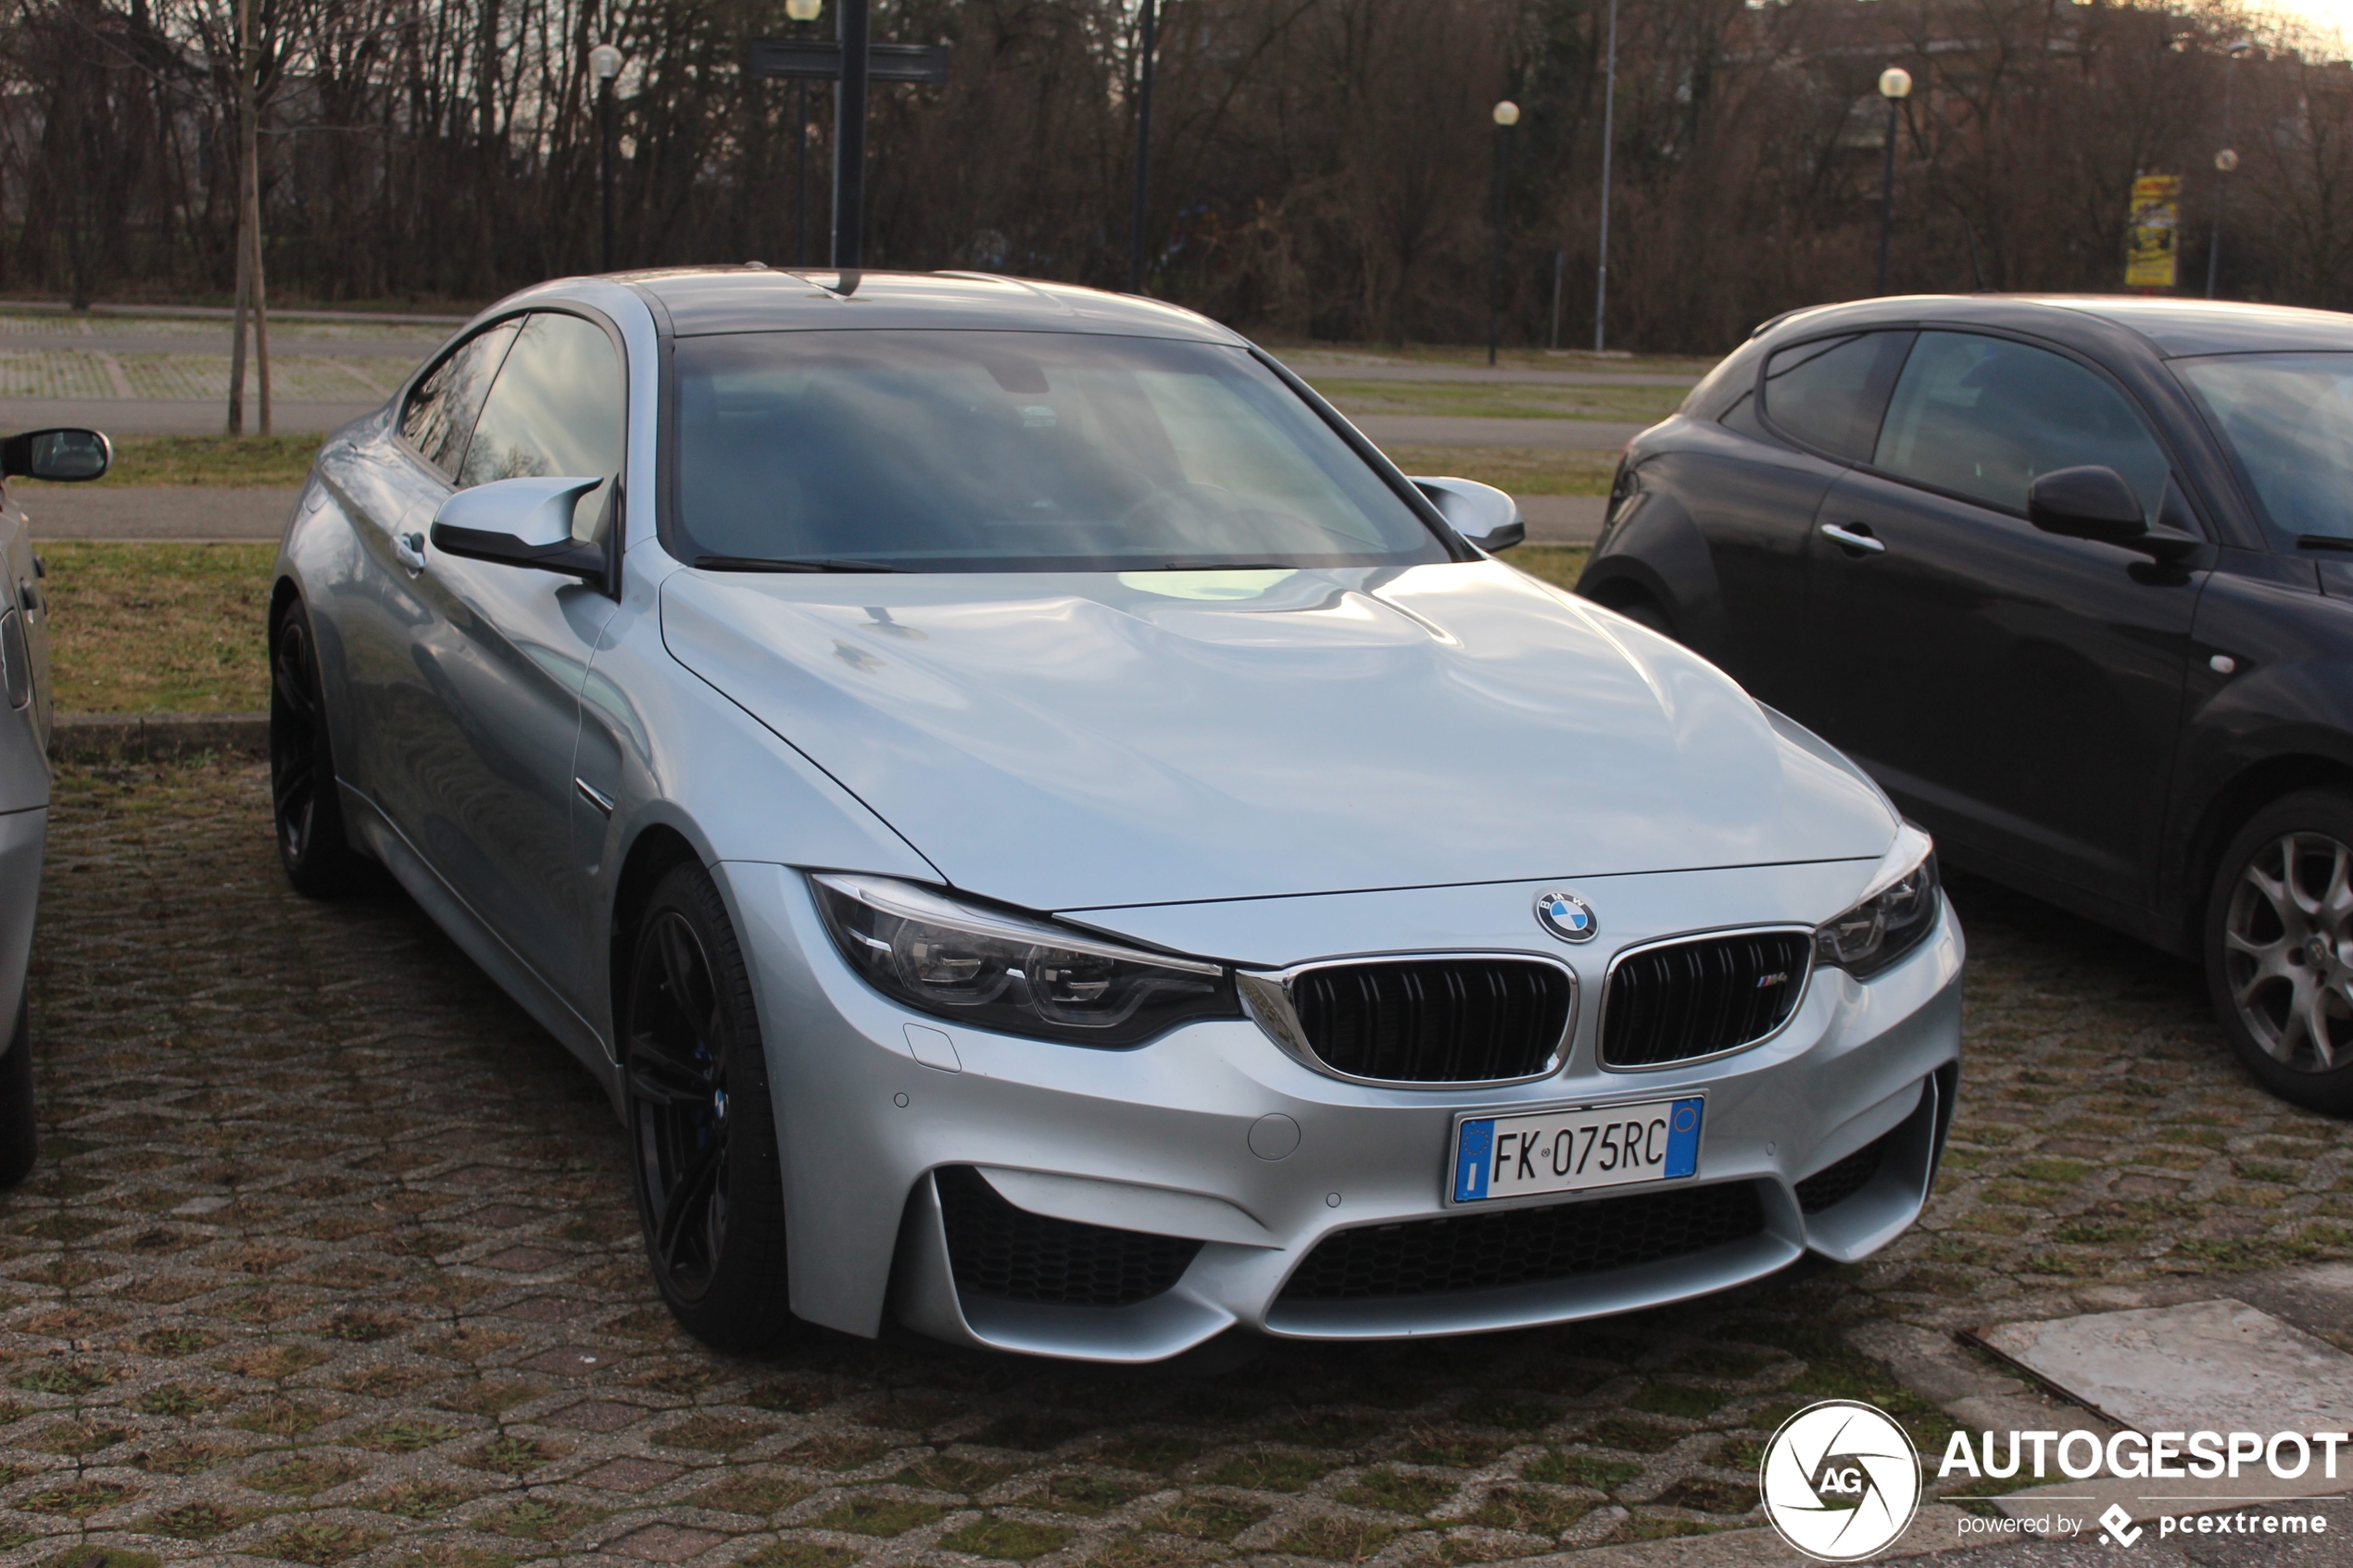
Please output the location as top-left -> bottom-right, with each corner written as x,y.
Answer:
2026,466 -> 2147,546
1410,476 -> 1525,553
0,428 -> 110,483
2027,465 -> 2202,560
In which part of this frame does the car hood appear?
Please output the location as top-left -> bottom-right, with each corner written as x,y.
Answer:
659,561 -> 1895,913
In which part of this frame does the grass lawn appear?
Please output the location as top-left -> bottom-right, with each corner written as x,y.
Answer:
1500,546 -> 1587,593
1272,343 -> 1721,378
16,434 -> 321,490
37,543 -> 272,712
1378,445 -> 1617,496
1312,378 -> 1684,423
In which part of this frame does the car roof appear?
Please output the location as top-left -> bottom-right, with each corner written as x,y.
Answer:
1758,293 -> 2353,358
623,266 -> 1247,343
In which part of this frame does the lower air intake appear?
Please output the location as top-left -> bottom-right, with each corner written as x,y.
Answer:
1795,1132 -> 1887,1214
1277,1181 -> 1767,1302
934,1165 -> 1202,1309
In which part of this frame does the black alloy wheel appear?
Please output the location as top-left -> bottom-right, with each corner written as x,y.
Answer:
623,860 -> 798,1351
269,600 -> 368,896
2208,789 -> 2353,1115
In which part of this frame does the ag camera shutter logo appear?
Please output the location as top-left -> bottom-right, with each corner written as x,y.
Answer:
1758,1399 -> 1922,1561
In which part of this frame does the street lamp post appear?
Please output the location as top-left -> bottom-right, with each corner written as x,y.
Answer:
590,44 -> 623,271
1489,99 -> 1518,368
1128,0 -> 1159,294
1594,0 -> 1617,352
786,0 -> 821,265
1875,66 -> 1911,295
2208,38 -> 2251,299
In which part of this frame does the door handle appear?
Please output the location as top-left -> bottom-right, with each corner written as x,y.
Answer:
1819,522 -> 1886,555
395,531 -> 426,573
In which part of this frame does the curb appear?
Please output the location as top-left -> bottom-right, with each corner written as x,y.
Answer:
49,711 -> 267,761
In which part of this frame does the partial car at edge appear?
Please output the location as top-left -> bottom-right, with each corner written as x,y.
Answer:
1579,294 -> 2353,1114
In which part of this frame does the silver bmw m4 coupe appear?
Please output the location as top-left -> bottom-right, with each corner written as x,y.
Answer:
271,268 -> 1961,1362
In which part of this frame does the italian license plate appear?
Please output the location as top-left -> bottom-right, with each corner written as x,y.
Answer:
1451,1097 -> 1704,1203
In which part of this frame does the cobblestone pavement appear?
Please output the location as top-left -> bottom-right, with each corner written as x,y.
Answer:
2,759 -> 2348,1568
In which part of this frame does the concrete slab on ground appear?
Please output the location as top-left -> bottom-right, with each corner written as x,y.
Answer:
1353,413 -> 1648,450
1973,1298 -> 2353,1435
0,395 -> 373,434
21,484 -> 300,541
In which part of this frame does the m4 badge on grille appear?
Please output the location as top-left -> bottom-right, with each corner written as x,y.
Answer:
1453,1097 -> 1703,1202
1534,890 -> 1598,944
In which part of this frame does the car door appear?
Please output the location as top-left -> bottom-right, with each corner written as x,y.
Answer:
1674,330 -> 1909,709
1795,329 -> 2206,904
349,310 -> 627,1000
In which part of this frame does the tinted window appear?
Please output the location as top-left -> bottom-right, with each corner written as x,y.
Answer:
671,330 -> 1448,572
1761,332 -> 1908,460
1873,332 -> 2169,519
459,312 -> 625,542
399,320 -> 520,479
2176,352 -> 2353,544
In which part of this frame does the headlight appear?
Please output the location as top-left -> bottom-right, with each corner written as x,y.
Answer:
811,873 -> 1240,1047
1816,825 -> 1941,978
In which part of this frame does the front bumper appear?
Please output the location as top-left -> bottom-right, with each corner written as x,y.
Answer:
722,859 -> 1963,1362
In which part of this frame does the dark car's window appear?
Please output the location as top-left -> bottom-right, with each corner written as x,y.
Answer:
1760,332 -> 1909,461
1874,332 -> 2169,521
399,320 -> 520,479
459,312 -> 625,542
2176,353 -> 2353,545
670,330 -> 1451,572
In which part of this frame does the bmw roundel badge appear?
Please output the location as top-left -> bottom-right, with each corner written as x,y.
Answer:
1535,890 -> 1598,944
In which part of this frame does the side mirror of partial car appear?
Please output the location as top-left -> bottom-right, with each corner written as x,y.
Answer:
429,475 -> 609,587
2027,466 -> 2151,546
2027,465 -> 2202,561
1412,476 -> 1525,553
0,428 -> 110,483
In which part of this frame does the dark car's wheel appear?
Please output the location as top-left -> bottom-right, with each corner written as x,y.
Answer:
0,996 -> 36,1188
2207,790 -> 2353,1114
1604,592 -> 1676,640
270,599 -> 369,896
623,860 -> 800,1352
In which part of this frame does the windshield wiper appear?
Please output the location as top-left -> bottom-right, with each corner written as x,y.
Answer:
2299,535 -> 2353,553
1145,561 -> 1290,571
694,554 -> 904,573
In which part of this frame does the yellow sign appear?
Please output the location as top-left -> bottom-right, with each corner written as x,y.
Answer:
2126,175 -> 2181,290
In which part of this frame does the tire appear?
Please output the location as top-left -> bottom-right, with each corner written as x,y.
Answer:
2205,788 -> 2353,1114
0,995 -> 35,1189
622,860 -> 801,1352
270,598 -> 370,897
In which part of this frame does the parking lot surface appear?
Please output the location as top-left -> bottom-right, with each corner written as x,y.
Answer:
3,759 -> 2349,1568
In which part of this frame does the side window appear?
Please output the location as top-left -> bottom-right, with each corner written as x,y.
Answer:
1873,332 -> 2170,520
399,320 -> 520,480
457,312 -> 626,543
1760,332 -> 1910,461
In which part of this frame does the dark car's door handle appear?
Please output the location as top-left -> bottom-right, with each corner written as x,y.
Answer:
1820,522 -> 1886,555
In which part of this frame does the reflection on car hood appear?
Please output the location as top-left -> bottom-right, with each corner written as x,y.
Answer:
659,561 -> 1895,912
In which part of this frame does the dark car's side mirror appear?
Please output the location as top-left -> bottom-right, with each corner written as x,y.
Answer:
2027,466 -> 2147,546
1411,476 -> 1525,553
1,428 -> 110,483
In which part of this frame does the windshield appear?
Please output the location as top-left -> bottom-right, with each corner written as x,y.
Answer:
2177,352 -> 2353,544
667,330 -> 1451,572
